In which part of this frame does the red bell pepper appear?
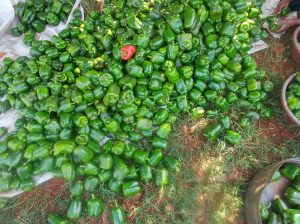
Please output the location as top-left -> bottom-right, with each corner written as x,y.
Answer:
120,45 -> 136,60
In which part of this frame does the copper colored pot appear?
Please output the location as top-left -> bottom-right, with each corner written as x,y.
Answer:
292,26 -> 300,65
281,73 -> 300,126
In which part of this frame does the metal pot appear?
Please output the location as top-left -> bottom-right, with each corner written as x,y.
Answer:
245,158 -> 300,224
291,26 -> 300,65
281,72 -> 300,126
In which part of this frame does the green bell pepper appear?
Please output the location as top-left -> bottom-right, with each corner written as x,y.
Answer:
87,195 -> 104,217
47,213 -> 70,224
111,141 -> 125,155
284,187 -> 300,206
7,138 -> 26,151
283,209 -> 300,223
293,175 -> 300,191
99,170 -> 113,182
183,7 -> 196,29
156,123 -> 171,139
273,198 -> 288,215
267,212 -> 283,224
20,178 -> 35,191
263,81 -> 274,92
280,163 -> 300,180
260,203 -> 270,221
17,163 -> 33,181
113,156 -> 129,181
137,117 -> 152,130
152,136 -> 168,149
155,168 -> 169,187
163,29 -> 176,44
70,180 -> 84,197
167,14 -> 183,34
46,12 -> 60,26
74,146 -> 94,163
204,123 -> 223,141
224,130 -> 241,145
205,34 -> 218,49
110,207 -> 126,224
99,154 -> 113,170
124,144 -> 136,160
178,33 -> 193,51
122,181 -> 141,197
32,20 -> 46,33
133,150 -> 149,165
84,176 -> 99,192
52,0 -> 63,14
67,198 -> 82,220
109,178 -> 122,192
61,163 -> 75,181
220,22 -> 236,37
21,9 -> 36,24
148,148 -> 163,167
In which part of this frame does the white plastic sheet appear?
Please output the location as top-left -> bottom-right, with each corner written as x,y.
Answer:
248,40 -> 269,54
0,0 -> 15,39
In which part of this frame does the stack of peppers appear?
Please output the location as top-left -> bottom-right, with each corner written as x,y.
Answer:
10,0 -> 76,46
267,7 -> 291,32
260,163 -> 300,223
0,0 -> 274,222
287,72 -> 300,121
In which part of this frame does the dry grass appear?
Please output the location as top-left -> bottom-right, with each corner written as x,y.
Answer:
81,0 -> 104,13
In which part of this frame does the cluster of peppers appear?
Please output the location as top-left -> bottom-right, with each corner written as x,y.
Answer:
287,72 -> 300,121
48,194 -> 126,223
0,0 -> 275,222
48,205 -> 125,224
10,0 -> 76,46
260,163 -> 300,223
267,7 -> 291,32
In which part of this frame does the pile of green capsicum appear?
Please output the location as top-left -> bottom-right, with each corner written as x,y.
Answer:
266,7 -> 291,32
287,72 -> 300,121
0,0 -> 274,222
10,0 -> 77,46
260,163 -> 300,223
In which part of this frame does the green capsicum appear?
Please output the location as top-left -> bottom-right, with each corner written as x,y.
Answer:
47,213 -> 70,224
224,130 -> 241,145
204,123 -> 223,141
67,198 -> 82,220
87,195 -> 104,217
284,187 -> 300,206
84,176 -> 99,192
70,180 -> 84,197
122,181 -> 141,197
110,207 -> 126,224
61,163 -> 75,181
280,163 -> 300,180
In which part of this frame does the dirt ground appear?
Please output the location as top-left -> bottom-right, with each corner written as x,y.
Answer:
254,32 -> 300,143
